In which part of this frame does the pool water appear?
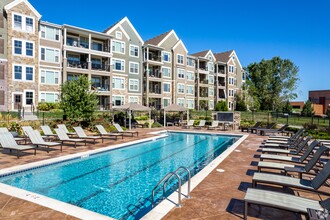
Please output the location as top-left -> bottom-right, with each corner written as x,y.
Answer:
0,132 -> 239,219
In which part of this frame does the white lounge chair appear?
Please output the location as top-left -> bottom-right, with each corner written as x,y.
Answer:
207,121 -> 219,130
95,125 -> 123,140
41,125 -> 57,138
113,123 -> 138,136
57,124 -> 76,136
54,128 -> 86,147
194,120 -> 206,129
0,127 -> 25,142
0,132 -> 36,158
26,130 -> 62,152
182,120 -> 194,129
73,126 -> 103,144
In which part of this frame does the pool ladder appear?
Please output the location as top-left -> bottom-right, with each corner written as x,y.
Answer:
152,166 -> 191,208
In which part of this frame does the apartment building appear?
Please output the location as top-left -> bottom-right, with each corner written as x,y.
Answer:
5,0 -> 41,111
103,17 -> 144,107
191,50 -> 216,110
143,30 -> 195,110
214,50 -> 245,110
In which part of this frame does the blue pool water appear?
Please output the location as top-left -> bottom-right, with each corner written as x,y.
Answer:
0,132 -> 240,219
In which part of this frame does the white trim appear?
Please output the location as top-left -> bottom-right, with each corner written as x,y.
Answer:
186,85 -> 194,95
129,44 -> 139,58
12,38 -> 35,57
40,24 -> 61,42
186,99 -> 195,109
205,50 -> 216,61
39,91 -> 59,103
177,67 -> 185,79
111,58 -> 125,72
186,70 -> 194,81
177,83 -> 185,94
112,95 -> 125,106
163,82 -> 171,93
128,96 -> 139,104
5,0 -> 41,19
40,46 -> 61,63
157,30 -> 179,47
115,31 -> 122,40
176,54 -> 184,65
161,51 -> 171,63
129,61 -> 139,74
161,66 -> 171,78
128,79 -> 139,92
172,39 -> 188,53
11,13 -> 36,33
111,39 -> 125,54
163,97 -> 171,107
23,89 -> 35,106
112,76 -> 125,90
12,64 -> 35,82
11,92 -> 24,110
177,98 -> 185,106
229,50 -> 243,69
40,68 -> 61,85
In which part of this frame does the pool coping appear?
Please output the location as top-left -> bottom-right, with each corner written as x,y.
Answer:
0,130 -> 247,220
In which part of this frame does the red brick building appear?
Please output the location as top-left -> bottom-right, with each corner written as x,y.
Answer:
309,90 -> 330,114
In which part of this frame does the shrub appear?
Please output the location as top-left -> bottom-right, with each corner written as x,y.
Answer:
38,102 -> 61,111
215,101 -> 228,111
152,122 -> 163,128
135,116 -> 149,120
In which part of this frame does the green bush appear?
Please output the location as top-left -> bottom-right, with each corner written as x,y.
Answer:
37,102 -> 61,111
152,122 -> 163,128
135,116 -> 149,120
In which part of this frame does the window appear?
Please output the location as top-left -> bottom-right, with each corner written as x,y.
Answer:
14,40 -> 22,55
112,77 -> 125,89
129,96 -> 138,104
162,51 -> 171,62
112,59 -> 125,71
177,98 -> 185,107
187,57 -> 195,67
92,42 -> 103,51
41,70 -> 59,84
177,54 -> 184,64
14,66 -> 22,80
229,66 -> 235,73
25,91 -> 33,105
41,25 -> 60,41
163,98 -> 170,107
130,45 -> 139,57
208,75 -> 214,84
177,68 -> 185,79
186,99 -> 194,109
26,17 -> 33,31
129,79 -> 139,91
163,83 -> 171,93
112,95 -> 124,106
41,47 -> 60,63
229,89 -> 234,97
26,42 -> 33,56
14,14 -> 22,29
161,67 -> 171,78
40,92 -> 59,102
208,88 -> 214,97
115,31 -> 122,39
178,84 -> 184,94
209,100 -> 214,109
112,40 -> 125,53
186,85 -> 194,95
14,65 -> 34,81
186,71 -> 194,81
208,62 -> 214,71
129,62 -> 139,74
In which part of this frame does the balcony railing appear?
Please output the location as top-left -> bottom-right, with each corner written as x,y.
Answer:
147,54 -> 162,62
66,40 -> 89,49
199,79 -> 208,84
148,70 -> 162,78
149,88 -> 161,94
91,64 -> 111,72
217,70 -> 225,74
92,83 -> 110,92
199,93 -> 209,98
218,82 -> 225,87
67,61 -> 88,69
91,43 -> 110,53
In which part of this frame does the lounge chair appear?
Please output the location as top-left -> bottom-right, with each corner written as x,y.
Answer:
208,121 -> 219,130
253,156 -> 330,194
57,124 -> 76,136
0,127 -> 25,142
251,122 -> 276,134
40,125 -> 57,138
25,130 -> 62,152
244,188 -> 330,220
258,124 -> 289,136
265,128 -> 304,144
95,125 -> 123,140
182,120 -> 194,129
73,126 -> 104,144
0,132 -> 36,158
54,128 -> 86,147
113,123 -> 138,136
261,136 -> 311,154
257,144 -> 327,177
194,120 -> 206,129
241,122 -> 261,132
262,133 -> 306,149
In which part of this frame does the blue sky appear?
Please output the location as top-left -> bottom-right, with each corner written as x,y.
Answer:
30,0 -> 330,101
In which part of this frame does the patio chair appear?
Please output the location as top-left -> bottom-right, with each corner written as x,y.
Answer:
253,154 -> 330,194
182,120 -> 194,129
258,124 -> 289,136
262,133 -> 306,149
0,127 -> 25,142
41,125 -> 57,138
241,121 -> 261,132
54,128 -> 86,147
264,128 -> 304,144
113,123 -> 138,136
95,125 -> 124,140
0,132 -> 36,158
251,122 -> 276,134
257,144 -> 327,177
244,188 -> 330,220
194,120 -> 206,129
207,121 -> 219,130
261,136 -> 311,154
73,126 -> 104,144
57,124 -> 76,136
25,130 -> 62,152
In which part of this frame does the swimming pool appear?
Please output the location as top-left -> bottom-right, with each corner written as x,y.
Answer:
0,131 -> 241,219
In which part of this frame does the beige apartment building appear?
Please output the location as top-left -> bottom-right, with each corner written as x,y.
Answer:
2,0 -> 245,112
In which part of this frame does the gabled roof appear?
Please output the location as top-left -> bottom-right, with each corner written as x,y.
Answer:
172,39 -> 188,53
214,50 -> 234,63
144,30 -> 172,46
103,16 -> 144,43
5,0 -> 41,19
191,50 -> 215,61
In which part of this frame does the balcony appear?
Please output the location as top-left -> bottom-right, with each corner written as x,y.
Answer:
91,63 -> 111,72
92,83 -> 110,92
67,61 -> 88,69
199,92 -> 209,98
149,88 -> 161,94
66,39 -> 89,49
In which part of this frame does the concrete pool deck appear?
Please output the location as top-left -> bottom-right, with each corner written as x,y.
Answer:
0,127 -> 329,219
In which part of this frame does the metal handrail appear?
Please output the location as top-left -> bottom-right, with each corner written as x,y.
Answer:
152,172 -> 182,207
168,166 -> 191,199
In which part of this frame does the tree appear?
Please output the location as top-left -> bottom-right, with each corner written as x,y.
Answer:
235,93 -> 247,111
282,100 -> 293,113
60,75 -> 98,121
215,100 -> 228,111
301,100 -> 314,117
246,57 -> 299,111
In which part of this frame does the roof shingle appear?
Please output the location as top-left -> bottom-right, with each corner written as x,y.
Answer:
214,50 -> 234,63
144,30 -> 172,46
